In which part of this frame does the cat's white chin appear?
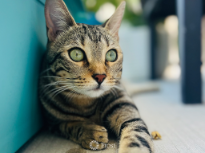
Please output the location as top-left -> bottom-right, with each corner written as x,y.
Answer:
84,89 -> 105,98
82,86 -> 110,98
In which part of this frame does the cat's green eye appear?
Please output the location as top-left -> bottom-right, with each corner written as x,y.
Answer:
106,50 -> 117,62
69,49 -> 84,62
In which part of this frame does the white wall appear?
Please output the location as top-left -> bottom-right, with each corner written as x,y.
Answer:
119,23 -> 150,81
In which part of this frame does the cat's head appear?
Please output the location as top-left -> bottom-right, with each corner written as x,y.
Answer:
44,0 -> 125,98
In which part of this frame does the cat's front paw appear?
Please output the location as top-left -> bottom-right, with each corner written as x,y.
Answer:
80,125 -> 108,150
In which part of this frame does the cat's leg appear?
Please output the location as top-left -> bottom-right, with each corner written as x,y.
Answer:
118,117 -> 154,153
102,101 -> 154,153
59,121 -> 109,150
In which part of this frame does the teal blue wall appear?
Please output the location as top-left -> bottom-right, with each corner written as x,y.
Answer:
0,1 -> 47,152
0,0 -> 99,152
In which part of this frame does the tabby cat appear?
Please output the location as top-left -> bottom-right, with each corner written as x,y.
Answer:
39,0 -> 154,152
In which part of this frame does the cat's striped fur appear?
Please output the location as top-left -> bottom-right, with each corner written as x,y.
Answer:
39,0 -> 154,152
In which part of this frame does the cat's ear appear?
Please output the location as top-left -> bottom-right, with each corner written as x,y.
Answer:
45,0 -> 77,41
103,1 -> 126,40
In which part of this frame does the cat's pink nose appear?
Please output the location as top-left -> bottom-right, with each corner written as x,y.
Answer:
92,74 -> 106,85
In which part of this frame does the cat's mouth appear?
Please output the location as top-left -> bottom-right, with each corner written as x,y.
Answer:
84,84 -> 111,98
93,87 -> 101,91
91,85 -> 102,91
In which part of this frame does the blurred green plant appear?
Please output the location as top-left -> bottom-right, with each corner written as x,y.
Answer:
82,0 -> 146,26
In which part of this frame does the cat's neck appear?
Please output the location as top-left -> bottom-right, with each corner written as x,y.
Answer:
61,92 -> 98,108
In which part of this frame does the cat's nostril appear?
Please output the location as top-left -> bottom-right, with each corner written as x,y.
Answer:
92,74 -> 106,85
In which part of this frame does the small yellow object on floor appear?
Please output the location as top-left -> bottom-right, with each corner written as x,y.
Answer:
151,131 -> 161,140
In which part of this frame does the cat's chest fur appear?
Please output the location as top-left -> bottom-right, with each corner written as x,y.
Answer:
59,92 -> 102,117
64,93 -> 107,125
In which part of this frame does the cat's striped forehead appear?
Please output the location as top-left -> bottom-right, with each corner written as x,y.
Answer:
47,23 -> 119,64
77,24 -> 111,46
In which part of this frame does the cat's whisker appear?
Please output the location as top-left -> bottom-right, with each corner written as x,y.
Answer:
49,85 -> 77,99
40,76 -> 64,79
51,87 -> 69,99
41,81 -> 74,88
113,87 -> 118,97
43,84 -> 74,97
65,92 -> 73,101
64,87 -> 84,102
113,85 -> 122,90
41,81 -> 77,89
42,85 -> 66,98
39,68 -> 52,76
111,88 -> 117,99
41,81 -> 70,88
40,82 -> 74,96
109,88 -> 115,99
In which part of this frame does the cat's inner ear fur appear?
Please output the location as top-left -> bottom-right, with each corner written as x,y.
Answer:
103,1 -> 126,40
45,0 -> 77,41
